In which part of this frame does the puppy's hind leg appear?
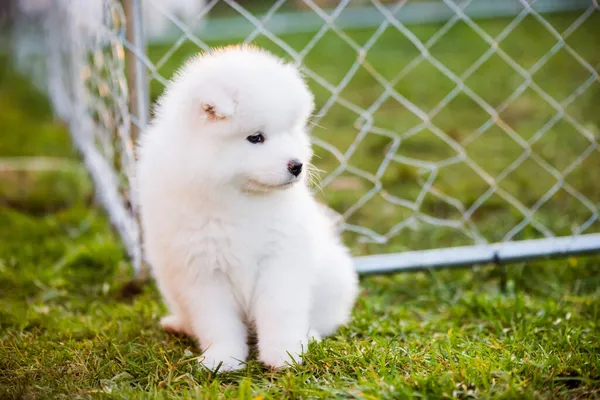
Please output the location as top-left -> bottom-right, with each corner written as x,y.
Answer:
154,274 -> 194,337
310,245 -> 359,338
160,315 -> 193,337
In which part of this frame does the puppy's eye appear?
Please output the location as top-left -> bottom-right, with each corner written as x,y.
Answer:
246,132 -> 265,144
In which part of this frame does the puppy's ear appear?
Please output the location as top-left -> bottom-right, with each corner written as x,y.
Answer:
200,93 -> 235,122
201,103 -> 227,121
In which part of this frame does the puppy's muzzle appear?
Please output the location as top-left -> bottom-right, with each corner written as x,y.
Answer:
287,160 -> 303,177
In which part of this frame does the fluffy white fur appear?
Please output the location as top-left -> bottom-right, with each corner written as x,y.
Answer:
136,45 -> 359,372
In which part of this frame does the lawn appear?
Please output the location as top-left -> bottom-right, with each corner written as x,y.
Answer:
1,9 -> 600,400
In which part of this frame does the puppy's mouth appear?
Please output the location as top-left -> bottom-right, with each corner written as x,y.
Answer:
246,178 -> 299,192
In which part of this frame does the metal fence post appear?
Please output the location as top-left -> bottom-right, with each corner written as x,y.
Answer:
124,0 -> 149,279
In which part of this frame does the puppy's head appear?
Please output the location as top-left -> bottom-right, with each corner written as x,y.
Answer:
157,45 -> 315,193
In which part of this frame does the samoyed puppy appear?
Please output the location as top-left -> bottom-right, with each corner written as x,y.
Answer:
136,45 -> 359,372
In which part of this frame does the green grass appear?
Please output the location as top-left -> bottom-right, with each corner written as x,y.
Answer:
1,11 -> 600,399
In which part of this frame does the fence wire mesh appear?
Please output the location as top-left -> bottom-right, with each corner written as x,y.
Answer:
12,0 -> 600,274
13,0 -> 142,269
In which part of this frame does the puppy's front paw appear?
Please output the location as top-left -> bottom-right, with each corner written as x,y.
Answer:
199,347 -> 246,373
259,339 -> 308,370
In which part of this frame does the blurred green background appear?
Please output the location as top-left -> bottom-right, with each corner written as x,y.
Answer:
1,2 -> 599,399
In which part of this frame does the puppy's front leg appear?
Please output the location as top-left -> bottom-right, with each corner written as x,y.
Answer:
189,270 -> 248,372
253,263 -> 312,369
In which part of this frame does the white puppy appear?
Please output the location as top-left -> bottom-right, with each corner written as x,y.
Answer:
136,45 -> 359,372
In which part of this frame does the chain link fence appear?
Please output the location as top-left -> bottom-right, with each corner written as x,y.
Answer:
11,0 -> 600,276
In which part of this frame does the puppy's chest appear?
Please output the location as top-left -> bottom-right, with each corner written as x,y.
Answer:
186,218 -> 264,273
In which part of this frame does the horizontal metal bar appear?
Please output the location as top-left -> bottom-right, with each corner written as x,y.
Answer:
354,233 -> 600,275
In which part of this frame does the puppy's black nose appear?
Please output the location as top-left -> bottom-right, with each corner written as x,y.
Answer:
287,160 -> 303,177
